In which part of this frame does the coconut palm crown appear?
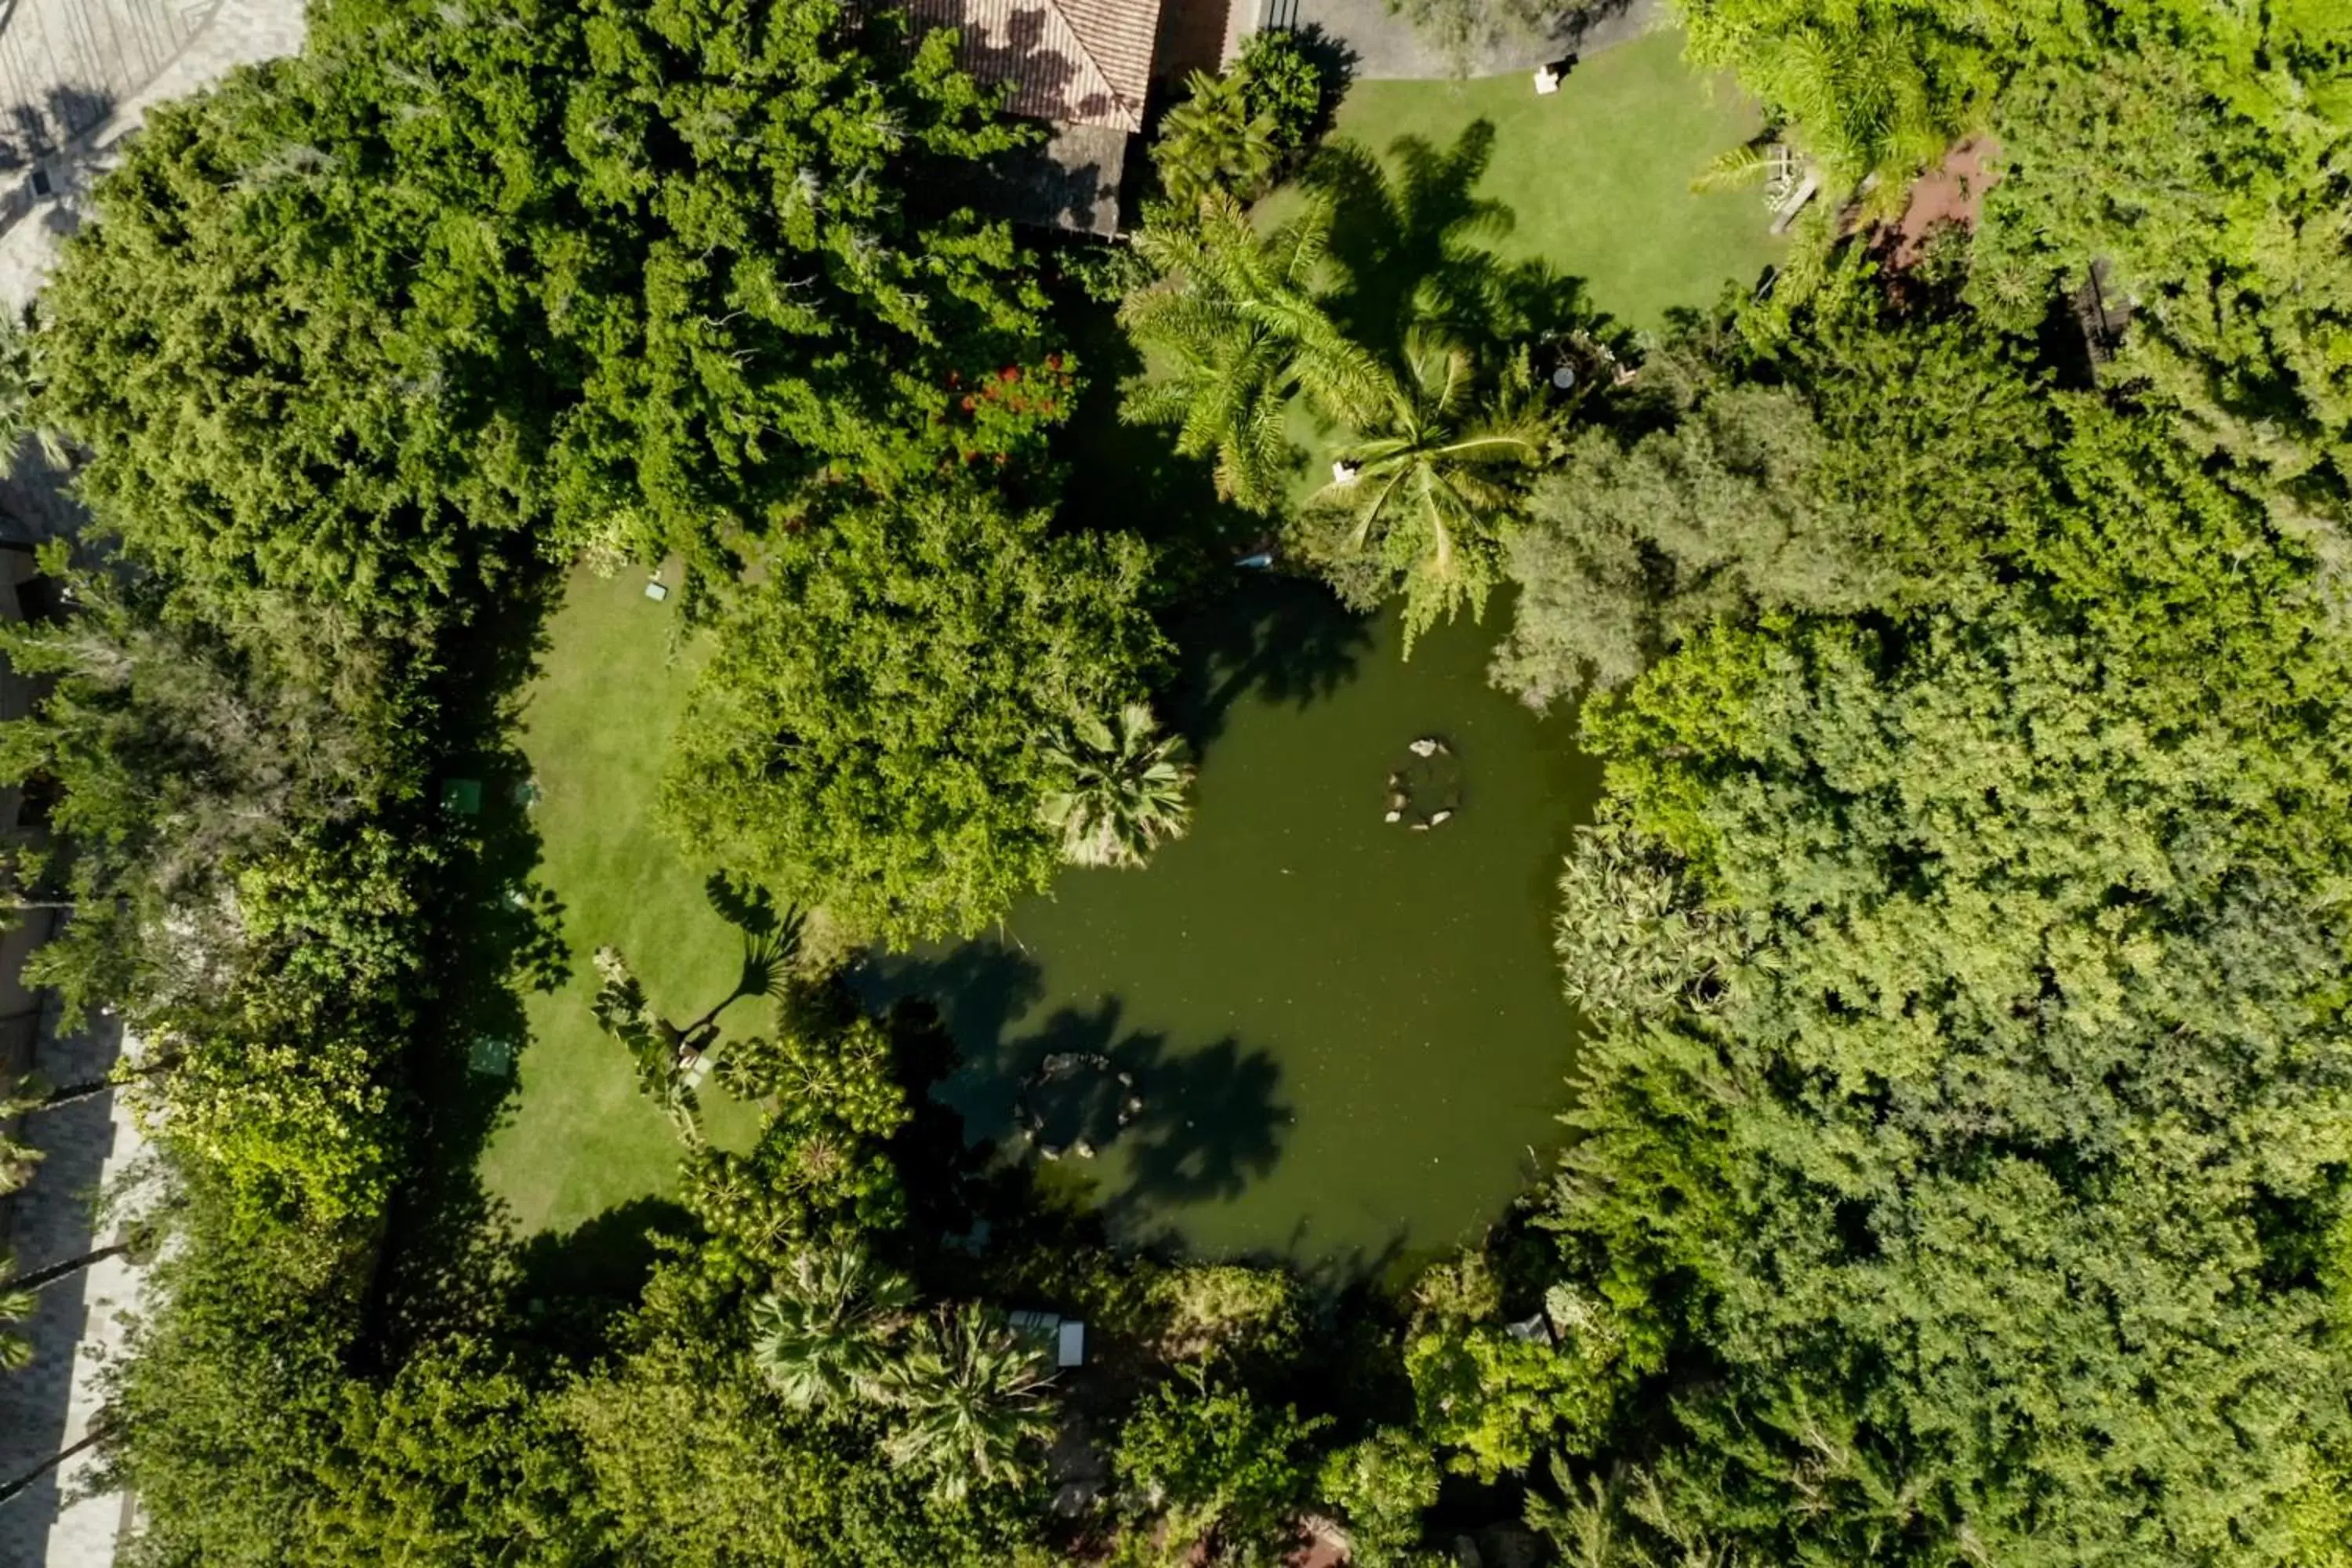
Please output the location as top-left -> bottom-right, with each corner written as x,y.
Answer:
1120,192 -> 1391,513
1040,702 -> 1195,869
1302,331 -> 1552,648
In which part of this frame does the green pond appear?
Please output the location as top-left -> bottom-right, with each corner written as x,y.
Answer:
859,578 -> 1602,1265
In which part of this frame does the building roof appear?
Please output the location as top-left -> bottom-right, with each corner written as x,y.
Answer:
900,0 -> 1160,133
985,121 -> 1129,236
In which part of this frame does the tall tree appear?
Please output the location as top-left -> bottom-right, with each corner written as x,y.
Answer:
878,1305 -> 1058,1504
1038,701 -> 1195,870
1533,343 -> 2352,1563
1298,331 -> 1550,646
1121,193 -> 1390,513
750,1244 -> 916,1413
1676,0 -> 1994,209
661,481 -> 1167,943
39,0 -> 1057,629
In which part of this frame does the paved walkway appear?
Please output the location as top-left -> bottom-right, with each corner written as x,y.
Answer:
1266,0 -> 1664,81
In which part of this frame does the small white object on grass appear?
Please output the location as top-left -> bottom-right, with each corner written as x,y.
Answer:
644,579 -> 670,601
1331,459 -> 1361,485
1534,64 -> 1563,95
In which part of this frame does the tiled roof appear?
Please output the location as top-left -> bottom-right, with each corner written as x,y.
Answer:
899,0 -> 1160,133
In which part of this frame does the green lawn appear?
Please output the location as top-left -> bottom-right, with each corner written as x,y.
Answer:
479,568 -> 761,1235
1323,30 -> 1780,330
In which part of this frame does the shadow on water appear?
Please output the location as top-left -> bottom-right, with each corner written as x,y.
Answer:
861,942 -> 1294,1242
1168,573 -> 1371,756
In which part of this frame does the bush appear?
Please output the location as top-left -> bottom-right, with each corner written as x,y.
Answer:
1116,1370 -> 1331,1565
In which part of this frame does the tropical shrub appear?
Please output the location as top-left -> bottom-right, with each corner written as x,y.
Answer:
1151,32 -> 1327,205
1040,702 -> 1194,869
1317,1429 -> 1439,1566
1116,1370 -> 1330,1565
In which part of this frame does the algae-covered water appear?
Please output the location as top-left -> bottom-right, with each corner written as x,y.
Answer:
860,578 -> 1600,1265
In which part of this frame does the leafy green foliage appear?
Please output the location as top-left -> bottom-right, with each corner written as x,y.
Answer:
1493,305 -> 2041,710
750,1243 -> 916,1412
679,1011 -> 909,1279
1156,71 -> 1285,208
1969,2 -> 2352,495
878,1305 -> 1060,1504
1297,331 -> 1550,647
1388,0 -> 1601,79
1402,1252 -> 1624,1481
661,481 -> 1166,942
1677,0 -> 1993,205
1537,313 -> 2352,1562
1121,194 -> 1391,512
1150,33 -> 1327,206
0,566 -> 412,1018
98,1181 -> 360,1568
1316,1429 -> 1440,1567
38,0 -> 1055,630
1115,1369 -> 1330,1565
303,1341 -> 595,1566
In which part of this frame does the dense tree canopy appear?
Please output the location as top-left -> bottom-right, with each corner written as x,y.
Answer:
30,0 -> 2352,1563
41,0 -> 1053,634
661,481 -> 1167,942
1512,295 -> 2352,1562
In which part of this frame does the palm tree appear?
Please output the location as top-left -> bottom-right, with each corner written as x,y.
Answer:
1121,192 -> 1391,513
1153,68 -> 1281,206
1,1244 -> 130,1372
880,1305 -> 1058,1502
749,1243 -> 914,1412
1684,13 -> 1982,212
1040,702 -> 1194,869
1301,332 -> 1552,648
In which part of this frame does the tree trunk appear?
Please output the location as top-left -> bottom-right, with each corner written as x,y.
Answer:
17,1056 -> 176,1115
0,1422 -> 108,1508
9,1243 -> 126,1294
25,1078 -> 110,1112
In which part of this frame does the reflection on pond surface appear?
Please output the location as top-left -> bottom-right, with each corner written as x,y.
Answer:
858,577 -> 1601,1264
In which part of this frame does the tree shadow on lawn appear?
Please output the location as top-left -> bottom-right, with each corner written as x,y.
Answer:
356,565 -> 587,1367
510,1194 -> 695,1355
1305,120 -> 1613,367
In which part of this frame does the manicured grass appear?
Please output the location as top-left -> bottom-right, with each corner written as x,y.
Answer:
1325,30 -> 1780,329
479,568 -> 761,1235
